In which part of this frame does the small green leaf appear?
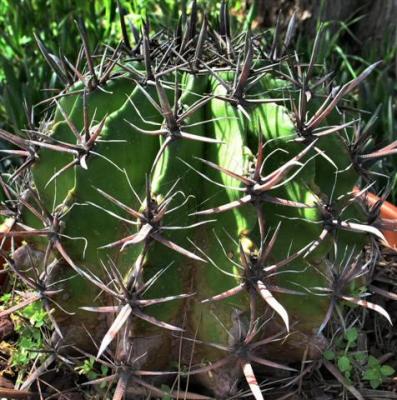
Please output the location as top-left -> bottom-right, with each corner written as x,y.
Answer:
87,370 -> 98,380
337,355 -> 352,373
323,350 -> 335,360
32,329 -> 42,341
345,327 -> 358,344
0,293 -> 12,303
354,352 -> 367,362
367,355 -> 380,368
160,384 -> 172,400
101,365 -> 109,375
369,378 -> 382,389
363,368 -> 380,381
380,365 -> 395,377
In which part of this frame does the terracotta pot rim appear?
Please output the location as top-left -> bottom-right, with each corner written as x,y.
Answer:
353,186 -> 397,250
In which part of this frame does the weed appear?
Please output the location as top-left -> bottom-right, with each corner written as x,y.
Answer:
324,326 -> 395,389
75,356 -> 109,388
362,355 -> 395,389
0,293 -> 47,369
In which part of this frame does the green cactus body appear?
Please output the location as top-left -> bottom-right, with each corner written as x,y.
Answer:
186,75 -> 256,393
29,75 -> 163,346
193,75 -> 254,335
0,11 -> 391,399
127,73 -> 210,367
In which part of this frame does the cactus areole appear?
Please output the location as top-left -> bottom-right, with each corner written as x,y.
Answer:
0,3 -> 395,399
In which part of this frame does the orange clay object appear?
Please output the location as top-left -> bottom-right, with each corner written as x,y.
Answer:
354,187 -> 397,249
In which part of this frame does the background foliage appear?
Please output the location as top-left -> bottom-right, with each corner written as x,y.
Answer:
0,0 -> 249,130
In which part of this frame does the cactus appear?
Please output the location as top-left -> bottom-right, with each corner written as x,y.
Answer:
0,3 -> 395,399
